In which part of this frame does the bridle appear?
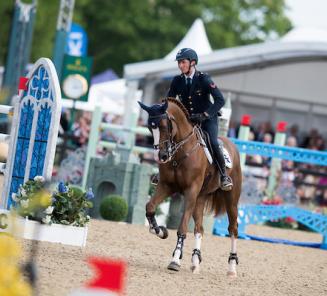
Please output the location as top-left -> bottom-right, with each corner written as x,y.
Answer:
149,111 -> 198,163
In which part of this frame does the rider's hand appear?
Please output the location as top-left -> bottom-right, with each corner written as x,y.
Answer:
189,112 -> 209,123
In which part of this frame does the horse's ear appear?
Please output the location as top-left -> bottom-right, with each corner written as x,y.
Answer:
162,100 -> 168,112
138,101 -> 151,112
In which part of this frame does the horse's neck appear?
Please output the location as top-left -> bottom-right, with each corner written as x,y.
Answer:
170,107 -> 193,142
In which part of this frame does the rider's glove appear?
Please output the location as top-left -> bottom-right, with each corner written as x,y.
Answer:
189,112 -> 209,123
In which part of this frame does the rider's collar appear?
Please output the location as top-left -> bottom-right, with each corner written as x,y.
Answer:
184,68 -> 195,81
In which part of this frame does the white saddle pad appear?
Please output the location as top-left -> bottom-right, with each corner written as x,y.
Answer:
199,135 -> 213,164
199,136 -> 233,169
222,146 -> 233,169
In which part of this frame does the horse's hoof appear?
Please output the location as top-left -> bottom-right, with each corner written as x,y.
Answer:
159,226 -> 168,239
167,261 -> 180,271
191,265 -> 200,274
227,271 -> 237,278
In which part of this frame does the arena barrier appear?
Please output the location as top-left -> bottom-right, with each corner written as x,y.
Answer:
213,204 -> 327,249
0,58 -> 61,209
232,139 -> 327,166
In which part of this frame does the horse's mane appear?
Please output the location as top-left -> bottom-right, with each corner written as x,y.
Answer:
165,97 -> 190,119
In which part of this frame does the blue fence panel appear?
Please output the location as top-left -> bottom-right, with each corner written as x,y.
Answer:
231,139 -> 327,166
213,205 -> 327,249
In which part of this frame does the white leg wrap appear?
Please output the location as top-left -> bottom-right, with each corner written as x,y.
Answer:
194,233 -> 202,250
172,249 -> 181,265
228,236 -> 237,276
191,233 -> 202,273
192,233 -> 202,267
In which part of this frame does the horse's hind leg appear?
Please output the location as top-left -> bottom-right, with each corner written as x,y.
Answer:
190,194 -> 206,274
146,183 -> 172,239
225,191 -> 239,277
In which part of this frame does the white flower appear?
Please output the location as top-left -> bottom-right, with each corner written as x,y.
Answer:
12,193 -> 19,202
44,206 -> 54,215
34,175 -> 45,183
20,188 -> 27,197
20,199 -> 29,209
42,215 -> 51,224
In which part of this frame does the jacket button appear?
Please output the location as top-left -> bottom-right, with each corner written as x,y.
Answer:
189,102 -> 192,105
188,96 -> 191,99
190,108 -> 194,111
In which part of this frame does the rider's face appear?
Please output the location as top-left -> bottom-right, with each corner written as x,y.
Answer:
178,59 -> 194,74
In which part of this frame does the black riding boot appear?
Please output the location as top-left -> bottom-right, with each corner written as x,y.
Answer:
214,146 -> 233,191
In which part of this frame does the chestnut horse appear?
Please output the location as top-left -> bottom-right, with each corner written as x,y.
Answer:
139,98 -> 242,276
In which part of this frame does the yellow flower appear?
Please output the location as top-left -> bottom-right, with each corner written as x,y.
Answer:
8,280 -> 32,296
0,234 -> 21,259
30,190 -> 52,209
0,264 -> 20,284
0,235 -> 32,296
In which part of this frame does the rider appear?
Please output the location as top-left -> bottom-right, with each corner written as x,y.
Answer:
153,48 -> 233,191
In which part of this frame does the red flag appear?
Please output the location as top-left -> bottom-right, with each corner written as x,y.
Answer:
276,121 -> 288,133
18,77 -> 29,91
86,257 -> 126,294
241,114 -> 251,126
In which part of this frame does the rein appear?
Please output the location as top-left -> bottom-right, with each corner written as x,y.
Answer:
150,110 -> 203,167
171,126 -> 202,168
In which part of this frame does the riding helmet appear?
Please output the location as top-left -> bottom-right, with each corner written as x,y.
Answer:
175,48 -> 198,64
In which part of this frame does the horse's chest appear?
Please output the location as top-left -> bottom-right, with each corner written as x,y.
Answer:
162,167 -> 187,189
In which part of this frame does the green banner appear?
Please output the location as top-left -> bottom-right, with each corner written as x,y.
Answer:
61,55 -> 93,102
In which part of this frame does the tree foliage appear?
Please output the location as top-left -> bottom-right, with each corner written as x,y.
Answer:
0,0 -> 292,75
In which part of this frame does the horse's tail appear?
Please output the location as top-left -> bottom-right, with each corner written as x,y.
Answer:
205,190 -> 227,216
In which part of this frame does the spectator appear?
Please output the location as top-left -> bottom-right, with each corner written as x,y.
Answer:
72,113 -> 91,147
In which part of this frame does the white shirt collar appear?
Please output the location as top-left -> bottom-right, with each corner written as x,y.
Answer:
184,68 -> 195,81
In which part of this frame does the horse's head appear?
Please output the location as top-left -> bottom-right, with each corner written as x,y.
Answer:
138,100 -> 178,163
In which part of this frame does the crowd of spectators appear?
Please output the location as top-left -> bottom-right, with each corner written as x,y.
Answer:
228,120 -> 327,207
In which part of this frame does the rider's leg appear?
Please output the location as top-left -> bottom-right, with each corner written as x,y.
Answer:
201,119 -> 233,191
214,144 -> 233,191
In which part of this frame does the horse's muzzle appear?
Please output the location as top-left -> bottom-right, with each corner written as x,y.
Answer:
158,151 -> 169,163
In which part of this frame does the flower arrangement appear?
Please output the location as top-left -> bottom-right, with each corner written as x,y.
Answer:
51,182 -> 93,226
13,176 -> 93,227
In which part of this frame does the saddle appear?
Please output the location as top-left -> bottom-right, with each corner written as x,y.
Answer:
197,128 -> 232,169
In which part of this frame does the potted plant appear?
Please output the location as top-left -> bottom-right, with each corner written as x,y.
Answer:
12,176 -> 94,247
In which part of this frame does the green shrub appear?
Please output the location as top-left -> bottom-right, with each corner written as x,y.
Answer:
100,195 -> 128,221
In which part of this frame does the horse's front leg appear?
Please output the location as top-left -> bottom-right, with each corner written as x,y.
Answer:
190,194 -> 206,274
146,183 -> 171,239
167,184 -> 201,272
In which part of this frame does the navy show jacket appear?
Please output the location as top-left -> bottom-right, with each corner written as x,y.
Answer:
167,71 -> 225,119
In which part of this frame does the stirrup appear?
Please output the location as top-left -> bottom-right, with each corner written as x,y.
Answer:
220,175 -> 233,191
151,174 -> 159,186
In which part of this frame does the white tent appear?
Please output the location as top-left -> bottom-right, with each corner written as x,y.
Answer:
164,18 -> 212,60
